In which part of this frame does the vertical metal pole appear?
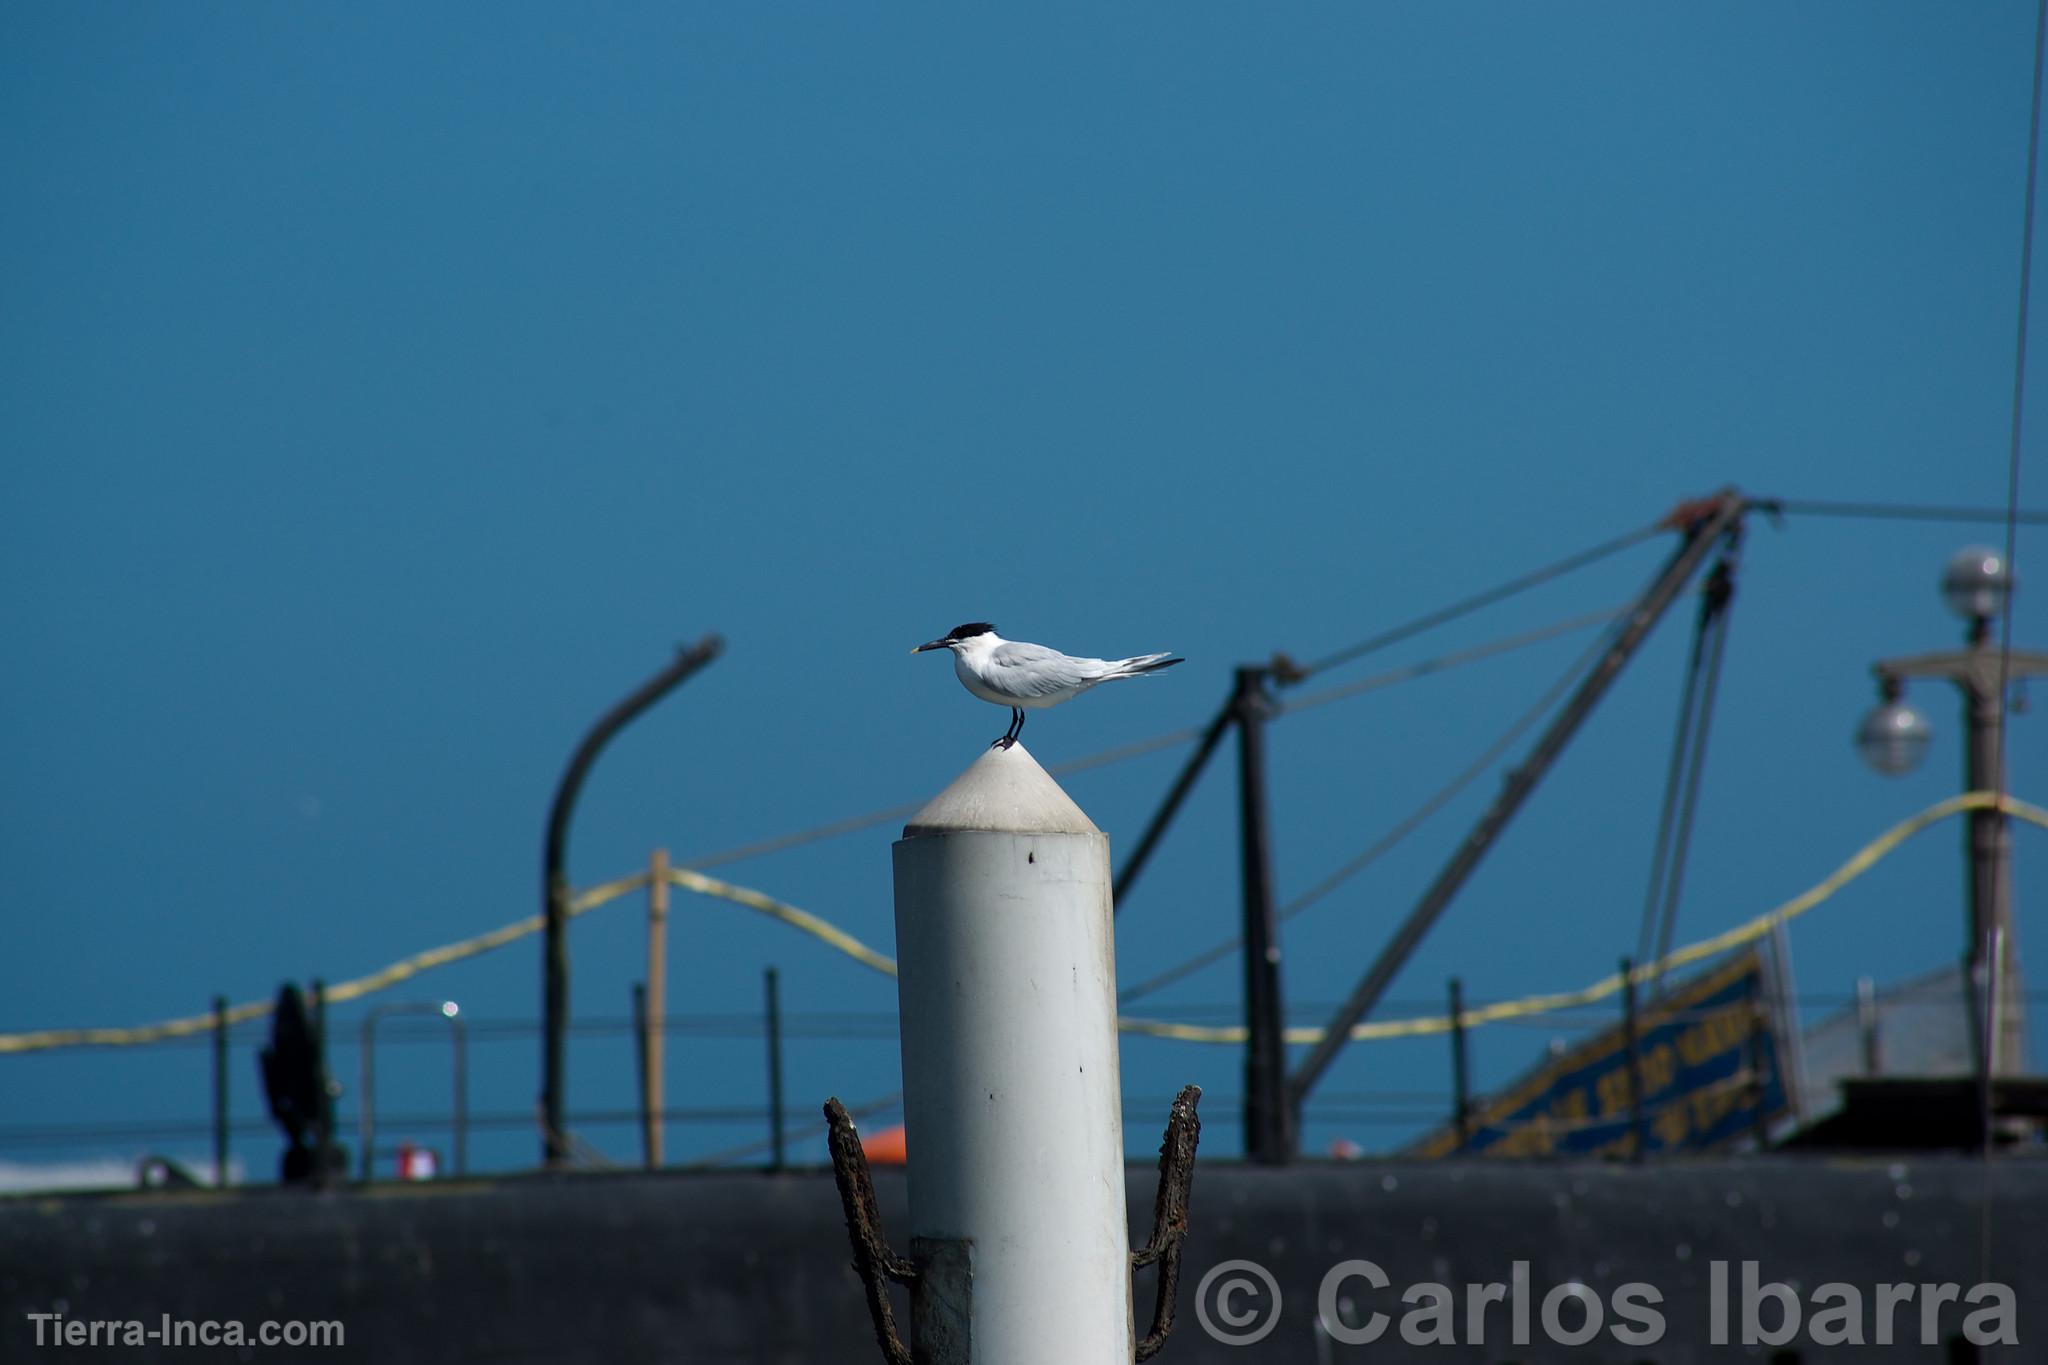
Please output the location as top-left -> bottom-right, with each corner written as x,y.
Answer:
212,996 -> 229,1188
1765,917 -> 1807,1123
1981,927 -> 2006,1152
764,966 -> 786,1172
1234,666 -> 1292,1163
450,1010 -> 467,1177
543,873 -> 570,1168
1963,656 -> 2024,1073
1971,953 -> 1992,1149
647,849 -> 669,1165
1746,969 -> 1772,1151
1620,958 -> 1644,1162
1856,976 -> 1882,1076
632,983 -> 652,1168
1963,948 -> 1988,1079
1449,977 -> 1471,1153
311,978 -> 336,1187
1965,650 -> 1995,1024
358,1009 -> 377,1183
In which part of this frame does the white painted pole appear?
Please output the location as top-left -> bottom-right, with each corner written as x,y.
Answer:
892,743 -> 1131,1365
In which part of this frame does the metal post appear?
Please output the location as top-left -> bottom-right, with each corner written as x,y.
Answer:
1963,948 -> 1988,1080
1766,917 -> 1807,1125
1983,926 -> 2008,1152
358,1009 -> 378,1183
310,978 -> 335,1187
1963,656 -> 2024,1073
1621,958 -> 1644,1162
212,995 -> 229,1188
450,1009 -> 467,1177
892,744 -> 1131,1363
632,982 -> 651,1168
542,637 -> 723,1167
647,848 -> 670,1168
1855,976 -> 1882,1076
1745,969 -> 1772,1151
1234,666 -> 1293,1163
1448,978 -> 1471,1153
1289,493 -> 1746,1112
764,967 -> 786,1172
1872,636 -> 2048,1075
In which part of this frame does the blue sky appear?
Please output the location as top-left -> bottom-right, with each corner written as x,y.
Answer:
3,3 -> 2043,1177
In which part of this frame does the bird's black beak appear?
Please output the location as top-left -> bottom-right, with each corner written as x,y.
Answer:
912,638 -> 949,654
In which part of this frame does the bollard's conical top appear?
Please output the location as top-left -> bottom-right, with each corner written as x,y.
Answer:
902,743 -> 1102,838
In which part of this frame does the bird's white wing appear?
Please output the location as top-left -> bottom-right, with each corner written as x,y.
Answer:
985,641 -> 1105,698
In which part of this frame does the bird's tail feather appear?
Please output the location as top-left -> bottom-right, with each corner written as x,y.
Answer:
1110,652 -> 1184,677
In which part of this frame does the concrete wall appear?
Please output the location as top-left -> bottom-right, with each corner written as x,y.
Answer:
4,1156 -> 2043,1363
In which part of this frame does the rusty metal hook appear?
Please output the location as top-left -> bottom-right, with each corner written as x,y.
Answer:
1132,1084 -> 1203,1362
825,1097 -> 917,1365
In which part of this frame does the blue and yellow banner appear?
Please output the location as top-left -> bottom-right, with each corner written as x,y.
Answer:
1411,950 -> 1790,1158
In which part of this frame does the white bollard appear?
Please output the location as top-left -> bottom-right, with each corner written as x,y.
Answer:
892,742 -> 1131,1364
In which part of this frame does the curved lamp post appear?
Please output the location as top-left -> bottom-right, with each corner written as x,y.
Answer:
541,636 -> 724,1167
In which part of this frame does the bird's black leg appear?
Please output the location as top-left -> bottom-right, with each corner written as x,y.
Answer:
994,708 -> 1024,750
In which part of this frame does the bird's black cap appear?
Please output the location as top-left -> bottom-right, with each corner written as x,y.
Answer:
914,621 -> 997,653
